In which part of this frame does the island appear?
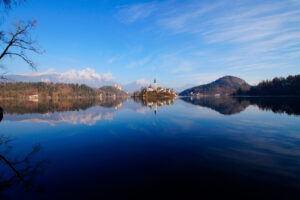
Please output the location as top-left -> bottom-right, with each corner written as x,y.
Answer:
133,79 -> 177,98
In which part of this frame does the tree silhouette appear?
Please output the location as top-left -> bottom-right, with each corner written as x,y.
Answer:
0,110 -> 48,198
0,19 -> 43,71
0,0 -> 25,8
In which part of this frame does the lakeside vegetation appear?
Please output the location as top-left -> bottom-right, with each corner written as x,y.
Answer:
0,82 -> 127,99
233,75 -> 300,96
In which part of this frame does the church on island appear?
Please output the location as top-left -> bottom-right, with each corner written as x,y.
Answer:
146,79 -> 176,96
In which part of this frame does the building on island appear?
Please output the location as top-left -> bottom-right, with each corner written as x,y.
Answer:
114,84 -> 122,90
147,85 -> 154,92
145,79 -> 177,96
157,87 -> 163,92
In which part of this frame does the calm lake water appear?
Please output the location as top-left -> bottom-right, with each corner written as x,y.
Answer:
0,97 -> 300,199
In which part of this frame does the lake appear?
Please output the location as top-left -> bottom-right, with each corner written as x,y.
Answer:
0,97 -> 300,199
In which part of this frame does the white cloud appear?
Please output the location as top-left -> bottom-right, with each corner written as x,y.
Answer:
117,0 -> 300,84
57,68 -> 101,82
172,61 -> 192,73
122,78 -> 150,93
157,0 -> 300,61
127,56 -> 151,69
136,78 -> 149,85
107,57 -> 118,63
117,2 -> 158,23
9,68 -> 117,87
102,72 -> 115,81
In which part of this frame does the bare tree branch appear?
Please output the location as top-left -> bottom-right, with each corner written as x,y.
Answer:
0,19 -> 43,73
0,0 -> 26,9
6,52 -> 36,70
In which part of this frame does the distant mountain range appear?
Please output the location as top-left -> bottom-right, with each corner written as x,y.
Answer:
180,76 -> 250,96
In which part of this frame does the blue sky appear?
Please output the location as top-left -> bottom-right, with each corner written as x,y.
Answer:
1,0 -> 300,88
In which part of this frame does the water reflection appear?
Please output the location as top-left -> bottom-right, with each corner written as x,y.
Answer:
0,130 -> 48,199
0,98 -> 127,125
0,97 -> 299,126
240,97 -> 300,115
0,97 -> 127,114
182,96 -> 300,115
133,96 -> 176,114
0,107 -> 3,123
0,97 -> 299,199
181,96 -> 249,115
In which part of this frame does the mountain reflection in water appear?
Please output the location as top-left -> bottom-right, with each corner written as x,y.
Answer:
0,97 -> 299,126
0,97 -> 300,199
182,96 -> 300,115
0,98 -> 127,125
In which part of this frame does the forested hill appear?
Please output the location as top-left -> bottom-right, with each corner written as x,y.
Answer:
99,86 -> 127,97
233,75 -> 300,96
180,76 -> 250,96
0,82 -> 127,99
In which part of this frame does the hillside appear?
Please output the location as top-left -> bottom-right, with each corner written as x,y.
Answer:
233,75 -> 300,96
0,82 -> 127,99
99,86 -> 128,97
180,76 -> 250,96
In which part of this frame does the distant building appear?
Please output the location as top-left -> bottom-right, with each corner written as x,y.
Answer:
157,87 -> 163,92
165,88 -> 171,93
29,94 -> 38,99
145,79 -> 176,96
147,85 -> 153,92
114,84 -> 122,90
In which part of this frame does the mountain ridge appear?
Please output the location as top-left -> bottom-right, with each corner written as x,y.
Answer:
180,76 -> 250,96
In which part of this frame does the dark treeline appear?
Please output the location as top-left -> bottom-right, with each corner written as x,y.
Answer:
233,75 -> 300,96
0,82 -> 127,99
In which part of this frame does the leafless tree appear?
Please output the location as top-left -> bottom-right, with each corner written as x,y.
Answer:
0,0 -> 26,10
0,19 -> 43,71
